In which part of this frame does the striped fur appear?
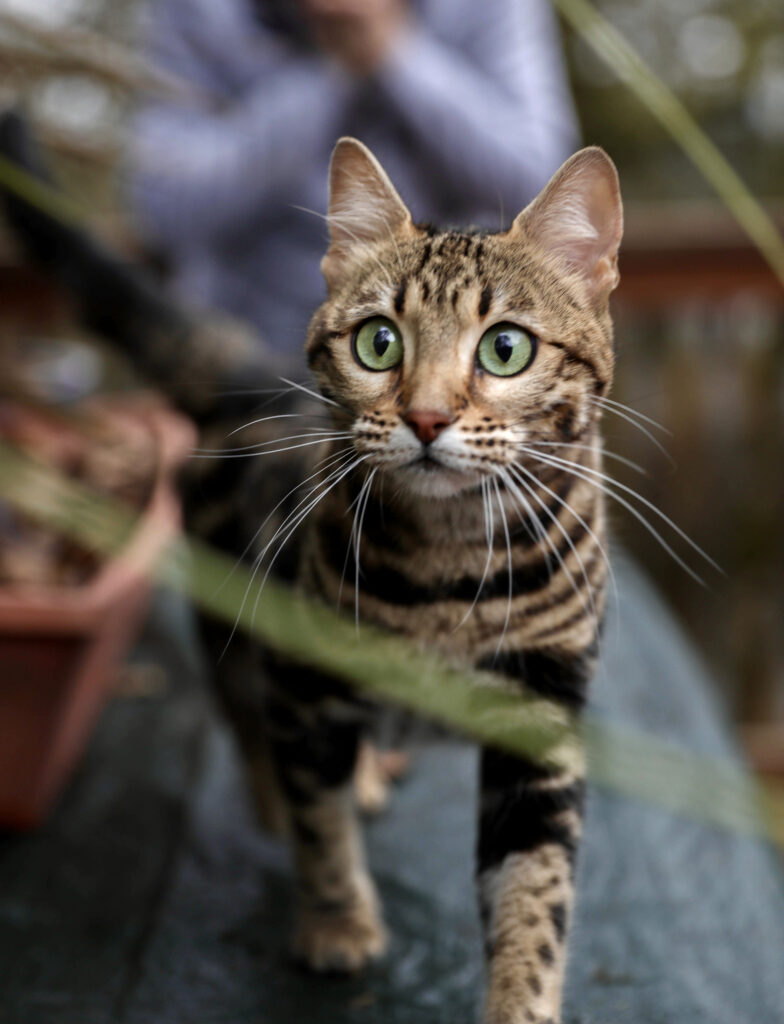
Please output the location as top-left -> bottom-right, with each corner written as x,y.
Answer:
0,117 -> 623,1023
263,141 -> 623,1022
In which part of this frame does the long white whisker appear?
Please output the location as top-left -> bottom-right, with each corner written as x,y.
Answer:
528,440 -> 648,476
225,412 -> 305,438
501,466 -> 596,631
192,435 -> 353,459
253,458 -> 372,622
213,444 -> 356,603
196,429 -> 350,455
219,449 -> 359,657
338,467 -> 373,610
496,468 -> 553,572
279,375 -> 341,408
353,468 -> 377,632
507,463 -> 605,633
522,448 -> 717,584
591,394 -> 672,435
525,451 -> 624,657
221,429 -> 350,447
588,397 -> 675,466
491,478 -> 514,659
454,478 -> 495,632
511,458 -> 618,609
338,501 -> 361,613
523,447 -> 720,573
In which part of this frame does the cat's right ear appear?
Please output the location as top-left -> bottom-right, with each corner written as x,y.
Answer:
321,138 -> 416,290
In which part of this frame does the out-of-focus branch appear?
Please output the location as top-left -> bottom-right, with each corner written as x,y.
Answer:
34,125 -> 119,169
0,151 -> 86,225
0,11 -> 214,106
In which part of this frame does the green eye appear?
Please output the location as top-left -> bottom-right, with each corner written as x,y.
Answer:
353,317 -> 404,372
476,323 -> 536,377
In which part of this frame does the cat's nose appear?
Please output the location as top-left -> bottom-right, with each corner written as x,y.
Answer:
403,409 -> 454,445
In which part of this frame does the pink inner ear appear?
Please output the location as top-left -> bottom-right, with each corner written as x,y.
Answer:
519,149 -> 623,299
327,138 -> 413,253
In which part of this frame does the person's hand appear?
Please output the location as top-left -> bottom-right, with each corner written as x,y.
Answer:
299,0 -> 410,76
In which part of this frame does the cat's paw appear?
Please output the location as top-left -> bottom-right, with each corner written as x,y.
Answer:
483,1003 -> 558,1024
354,743 -> 410,816
293,897 -> 388,973
354,743 -> 391,815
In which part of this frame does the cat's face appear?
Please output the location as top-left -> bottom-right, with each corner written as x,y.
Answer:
306,141 -> 622,499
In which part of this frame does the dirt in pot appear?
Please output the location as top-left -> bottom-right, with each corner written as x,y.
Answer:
0,398 -> 161,587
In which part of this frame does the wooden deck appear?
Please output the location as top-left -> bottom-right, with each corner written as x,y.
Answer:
1,554 -> 782,1023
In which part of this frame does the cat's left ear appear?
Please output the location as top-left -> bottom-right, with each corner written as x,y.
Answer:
511,147 -> 623,303
322,137 -> 416,290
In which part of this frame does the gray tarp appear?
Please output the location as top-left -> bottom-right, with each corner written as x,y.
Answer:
1,554 -> 782,1023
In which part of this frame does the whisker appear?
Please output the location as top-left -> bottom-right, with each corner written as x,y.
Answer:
218,447 -> 358,657
279,375 -> 341,408
524,446 -> 721,571
338,466 -> 373,611
508,462 -> 612,632
196,428 -> 349,455
213,444 -> 356,602
250,454 -> 371,627
225,412 -> 309,438
491,478 -> 514,659
495,468 -> 553,572
453,477 -> 495,632
522,447 -> 719,584
353,468 -> 377,632
588,397 -> 675,466
591,394 -> 672,435
192,434 -> 353,459
501,465 -> 597,633
527,440 -> 648,476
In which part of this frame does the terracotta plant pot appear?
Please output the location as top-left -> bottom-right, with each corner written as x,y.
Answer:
0,394 -> 195,830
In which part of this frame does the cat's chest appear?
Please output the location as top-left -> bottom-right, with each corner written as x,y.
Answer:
299,487 -> 598,663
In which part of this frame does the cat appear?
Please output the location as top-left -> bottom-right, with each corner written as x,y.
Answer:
0,113 -> 622,1023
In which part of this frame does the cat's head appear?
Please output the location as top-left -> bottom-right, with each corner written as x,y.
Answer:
306,139 -> 622,499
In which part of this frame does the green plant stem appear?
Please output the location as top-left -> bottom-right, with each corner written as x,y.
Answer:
553,0 -> 784,290
0,438 -> 782,851
0,152 -> 85,225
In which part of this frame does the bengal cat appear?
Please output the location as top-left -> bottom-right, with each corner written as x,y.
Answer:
1,114 -> 623,1023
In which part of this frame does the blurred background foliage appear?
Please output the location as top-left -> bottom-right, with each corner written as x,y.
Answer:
0,0 -> 782,744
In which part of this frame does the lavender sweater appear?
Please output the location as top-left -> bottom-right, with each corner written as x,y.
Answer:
127,0 -> 579,352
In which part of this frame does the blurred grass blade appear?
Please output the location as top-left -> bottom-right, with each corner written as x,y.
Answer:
0,439 -> 579,773
553,0 -> 784,289
0,438 -> 782,850
0,153 -> 85,225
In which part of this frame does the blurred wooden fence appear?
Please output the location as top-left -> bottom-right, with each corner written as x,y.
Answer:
612,203 -> 784,766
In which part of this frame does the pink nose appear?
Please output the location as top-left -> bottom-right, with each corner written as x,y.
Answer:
403,409 -> 453,445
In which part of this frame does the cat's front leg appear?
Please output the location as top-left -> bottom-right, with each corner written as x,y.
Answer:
477,747 -> 584,1024
264,662 -> 387,973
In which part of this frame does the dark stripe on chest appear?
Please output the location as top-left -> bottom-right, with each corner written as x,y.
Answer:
357,474 -> 577,554
316,516 -> 585,607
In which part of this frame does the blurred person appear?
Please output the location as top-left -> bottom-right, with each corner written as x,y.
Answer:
127,0 -> 579,354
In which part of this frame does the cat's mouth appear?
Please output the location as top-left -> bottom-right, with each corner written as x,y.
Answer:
412,452 -> 442,472
397,450 -> 481,498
